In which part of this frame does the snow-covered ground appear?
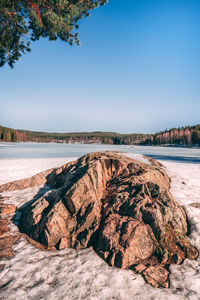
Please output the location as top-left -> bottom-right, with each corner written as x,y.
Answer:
0,155 -> 200,300
0,157 -> 75,185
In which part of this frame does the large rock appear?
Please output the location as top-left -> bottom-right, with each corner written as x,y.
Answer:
4,151 -> 198,288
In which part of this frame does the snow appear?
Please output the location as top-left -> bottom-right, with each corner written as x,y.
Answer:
0,155 -> 200,300
0,157 -> 76,185
121,152 -> 152,165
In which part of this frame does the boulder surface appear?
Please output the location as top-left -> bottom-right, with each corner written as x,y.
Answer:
4,151 -> 198,288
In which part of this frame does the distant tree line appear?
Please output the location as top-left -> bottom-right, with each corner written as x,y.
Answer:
143,125 -> 200,146
0,126 -> 17,142
17,130 -> 150,145
0,125 -> 199,146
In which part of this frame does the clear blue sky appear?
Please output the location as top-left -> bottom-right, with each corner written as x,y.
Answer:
0,0 -> 200,133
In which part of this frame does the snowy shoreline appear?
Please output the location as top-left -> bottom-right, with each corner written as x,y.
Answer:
0,155 -> 200,300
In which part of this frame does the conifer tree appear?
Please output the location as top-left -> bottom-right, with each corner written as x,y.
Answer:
0,0 -> 108,67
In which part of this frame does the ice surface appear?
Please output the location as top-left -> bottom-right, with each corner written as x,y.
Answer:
0,155 -> 200,300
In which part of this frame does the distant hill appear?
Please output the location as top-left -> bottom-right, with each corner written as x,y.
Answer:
0,126 -> 149,145
0,124 -> 199,146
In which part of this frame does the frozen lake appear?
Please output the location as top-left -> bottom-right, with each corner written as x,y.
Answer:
0,143 -> 200,163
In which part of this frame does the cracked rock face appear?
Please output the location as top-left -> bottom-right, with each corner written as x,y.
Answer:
15,151 -> 198,288
96,214 -> 157,269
